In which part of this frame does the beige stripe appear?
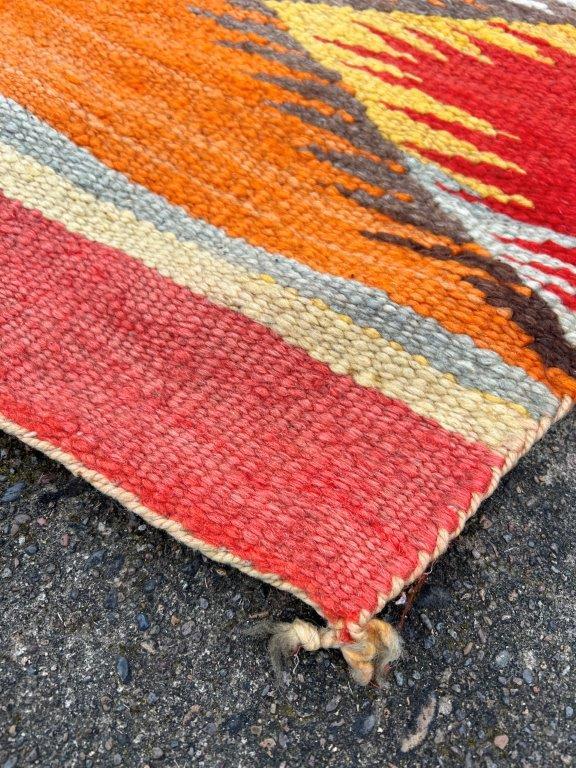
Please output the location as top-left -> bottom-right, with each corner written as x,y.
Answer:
0,140 -> 537,452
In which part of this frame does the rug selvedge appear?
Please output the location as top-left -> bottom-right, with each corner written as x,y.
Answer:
0,0 -> 574,683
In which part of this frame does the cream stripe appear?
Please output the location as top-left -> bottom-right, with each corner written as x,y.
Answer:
0,141 -> 537,451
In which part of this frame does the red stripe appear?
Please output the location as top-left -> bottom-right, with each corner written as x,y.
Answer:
543,282 -> 576,310
498,237 -> 576,268
0,194 -> 501,621
528,260 -> 576,288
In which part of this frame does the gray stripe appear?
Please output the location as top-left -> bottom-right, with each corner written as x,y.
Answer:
0,96 -> 559,418
269,0 -> 576,25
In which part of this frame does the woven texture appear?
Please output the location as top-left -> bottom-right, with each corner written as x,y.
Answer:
0,1 -> 575,653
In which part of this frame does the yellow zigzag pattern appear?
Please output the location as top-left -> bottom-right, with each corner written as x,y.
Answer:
267,1 -> 576,206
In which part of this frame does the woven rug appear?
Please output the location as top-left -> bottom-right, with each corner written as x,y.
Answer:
0,1 -> 575,684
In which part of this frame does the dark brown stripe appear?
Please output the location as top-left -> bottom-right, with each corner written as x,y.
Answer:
364,230 -> 576,376
468,276 -> 576,377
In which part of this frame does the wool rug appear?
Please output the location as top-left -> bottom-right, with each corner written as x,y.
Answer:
0,0 -> 574,683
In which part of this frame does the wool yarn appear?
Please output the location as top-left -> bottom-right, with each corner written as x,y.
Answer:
0,0 -> 574,683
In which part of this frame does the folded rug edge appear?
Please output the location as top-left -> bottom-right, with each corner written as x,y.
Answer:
1,397 -> 571,685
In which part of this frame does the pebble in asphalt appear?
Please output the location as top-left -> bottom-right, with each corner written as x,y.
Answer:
0,413 -> 575,767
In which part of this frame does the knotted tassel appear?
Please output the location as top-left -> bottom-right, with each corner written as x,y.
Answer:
342,617 -> 403,685
246,617 -> 402,685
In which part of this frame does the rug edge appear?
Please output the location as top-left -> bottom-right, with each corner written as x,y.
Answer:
0,411 -> 323,614
0,396 -> 572,652
373,394 -> 574,615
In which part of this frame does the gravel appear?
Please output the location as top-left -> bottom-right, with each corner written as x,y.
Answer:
115,657 -> 131,685
495,650 -> 512,669
136,614 -> 151,632
1,482 -> 26,504
0,413 -> 575,767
